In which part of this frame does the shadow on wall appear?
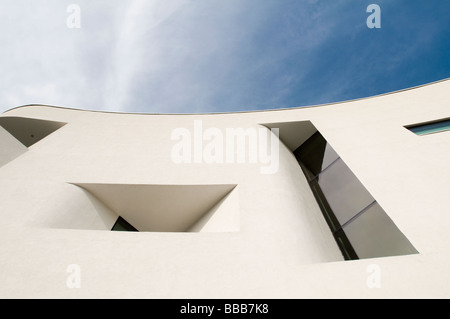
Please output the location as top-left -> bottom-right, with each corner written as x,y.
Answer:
35,183 -> 118,231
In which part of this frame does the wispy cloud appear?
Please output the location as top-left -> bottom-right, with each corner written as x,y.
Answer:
102,0 -> 188,112
0,1 -> 448,114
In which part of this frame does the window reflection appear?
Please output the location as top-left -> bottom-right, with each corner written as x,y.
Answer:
316,158 -> 374,225
343,203 -> 418,259
111,216 -> 138,232
295,131 -> 418,260
407,118 -> 450,135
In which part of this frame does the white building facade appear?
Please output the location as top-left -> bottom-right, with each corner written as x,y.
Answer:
0,79 -> 449,298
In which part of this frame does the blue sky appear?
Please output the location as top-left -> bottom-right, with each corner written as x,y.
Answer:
0,0 -> 449,114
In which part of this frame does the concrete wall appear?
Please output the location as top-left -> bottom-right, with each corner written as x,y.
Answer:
0,79 -> 449,298
0,125 -> 27,167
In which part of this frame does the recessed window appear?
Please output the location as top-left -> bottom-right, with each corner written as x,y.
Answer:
406,118 -> 450,136
112,216 -> 138,232
74,183 -> 239,232
294,131 -> 418,260
0,116 -> 66,147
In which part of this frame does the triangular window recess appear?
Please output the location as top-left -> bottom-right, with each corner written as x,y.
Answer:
74,183 -> 239,233
261,120 -> 317,152
0,116 -> 66,147
111,216 -> 138,232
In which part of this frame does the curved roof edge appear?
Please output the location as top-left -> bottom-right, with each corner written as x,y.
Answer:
3,77 -> 449,116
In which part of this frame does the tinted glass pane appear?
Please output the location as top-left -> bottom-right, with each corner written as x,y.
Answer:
334,228 -> 359,260
112,216 -> 138,232
408,119 -> 450,135
298,161 -> 315,181
294,132 -> 326,177
317,158 -> 375,225
321,143 -> 339,170
309,179 -> 341,233
294,132 -> 339,178
343,203 -> 418,259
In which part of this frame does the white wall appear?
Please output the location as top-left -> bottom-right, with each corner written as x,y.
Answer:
0,79 -> 449,298
0,125 -> 27,167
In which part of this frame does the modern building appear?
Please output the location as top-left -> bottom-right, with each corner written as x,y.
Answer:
0,78 -> 449,298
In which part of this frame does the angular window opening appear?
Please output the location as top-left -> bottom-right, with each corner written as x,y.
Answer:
0,116 -> 66,147
294,131 -> 418,260
73,183 -> 239,233
405,118 -> 450,136
0,116 -> 66,168
112,216 -> 138,232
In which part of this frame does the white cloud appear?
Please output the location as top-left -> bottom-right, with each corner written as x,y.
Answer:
0,0 -> 339,114
102,0 -> 188,112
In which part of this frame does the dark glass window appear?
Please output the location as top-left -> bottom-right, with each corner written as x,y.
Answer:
406,118 -> 450,135
342,202 -> 419,259
294,132 -> 339,180
111,216 -> 138,232
316,158 -> 375,225
295,131 -> 418,260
